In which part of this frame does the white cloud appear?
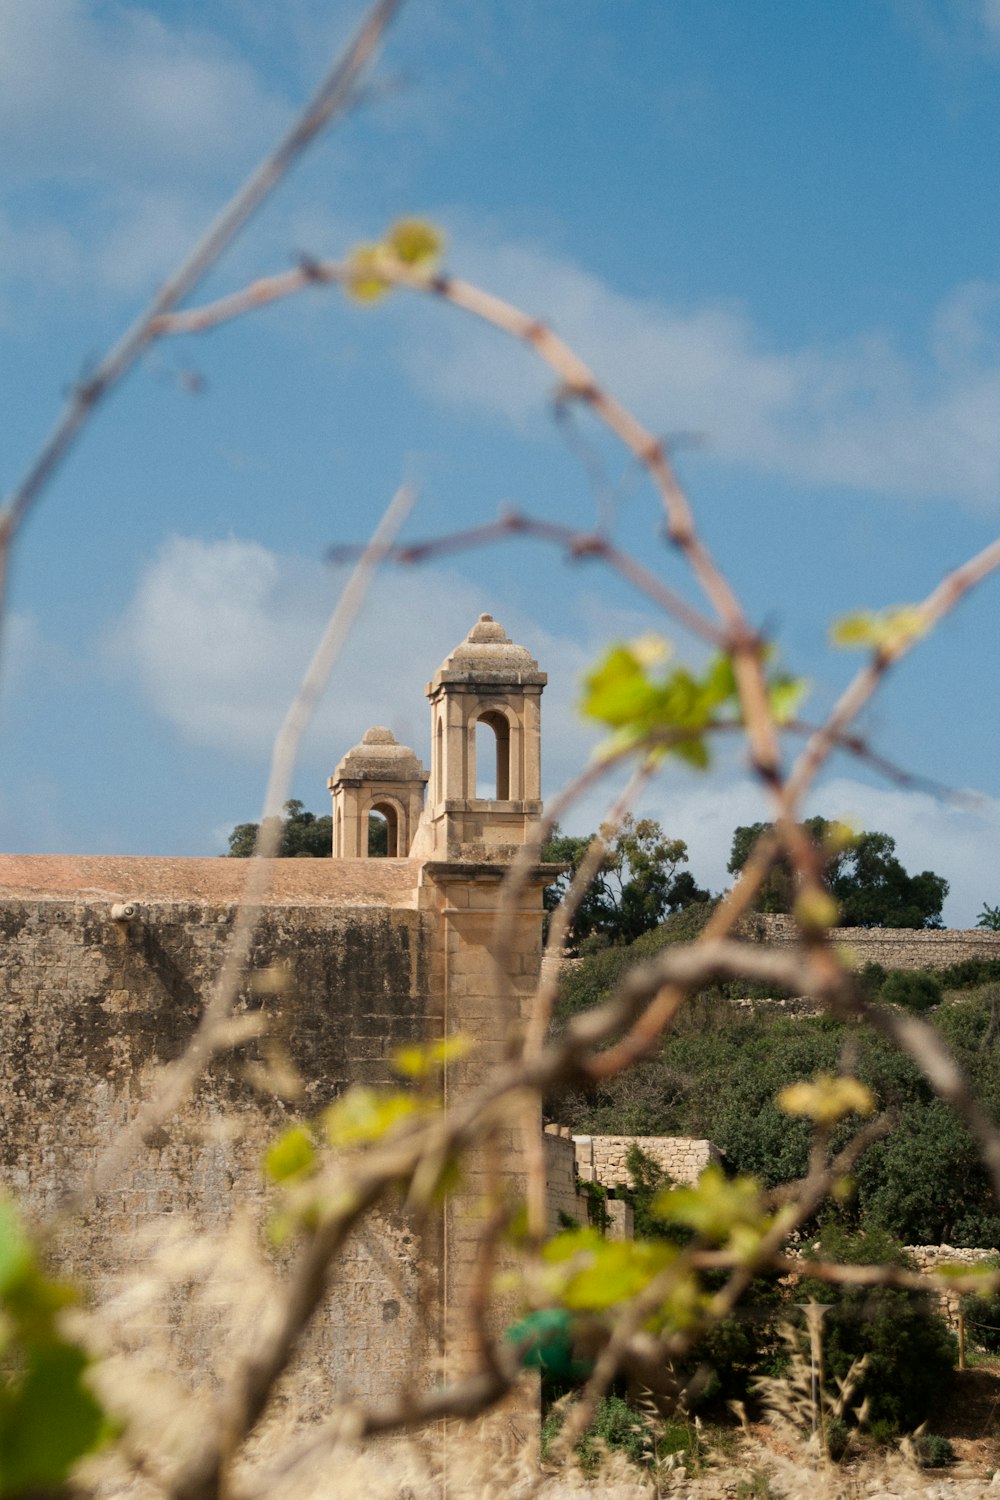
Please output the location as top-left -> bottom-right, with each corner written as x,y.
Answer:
979,0 -> 1000,40
0,0 -> 294,299
106,534 -> 603,782
0,0 -> 287,182
406,236 -> 1000,507
93,189 -> 215,295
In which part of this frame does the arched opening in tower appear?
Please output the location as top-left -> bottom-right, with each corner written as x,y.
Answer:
368,804 -> 398,857
475,712 -> 511,800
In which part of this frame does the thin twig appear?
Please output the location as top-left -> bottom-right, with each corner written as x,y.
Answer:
59,486 -> 413,1221
785,532 -> 1000,812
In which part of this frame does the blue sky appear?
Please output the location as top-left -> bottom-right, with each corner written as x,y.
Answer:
4,0 -> 1000,922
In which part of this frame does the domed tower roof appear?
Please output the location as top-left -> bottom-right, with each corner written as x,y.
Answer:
330,727 -> 428,785
428,614 -> 547,693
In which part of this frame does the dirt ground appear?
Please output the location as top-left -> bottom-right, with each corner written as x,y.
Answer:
926,1365 -> 1000,1477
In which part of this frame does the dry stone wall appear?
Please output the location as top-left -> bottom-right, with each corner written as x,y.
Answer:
747,914 -> 1000,971
574,1134 -> 720,1189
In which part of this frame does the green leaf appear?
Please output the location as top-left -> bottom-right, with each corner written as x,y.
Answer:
0,1341 -> 107,1493
0,1202 -> 32,1298
561,1240 -> 675,1311
322,1087 -> 424,1148
540,1231 -> 676,1313
392,1034 -> 473,1080
652,1165 -> 767,1245
768,674 -> 808,725
264,1125 -> 316,1183
830,605 -> 928,654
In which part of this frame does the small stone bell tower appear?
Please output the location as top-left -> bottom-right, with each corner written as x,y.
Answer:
422,613 -> 547,859
327,727 -> 429,857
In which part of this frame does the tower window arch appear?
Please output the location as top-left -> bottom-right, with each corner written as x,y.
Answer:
475,710 -> 511,800
368,801 -> 400,857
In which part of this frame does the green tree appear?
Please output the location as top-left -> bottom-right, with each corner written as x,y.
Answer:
543,816 -> 709,948
227,800 -> 332,858
727,816 -> 834,914
228,800 -> 390,857
976,903 -> 1000,930
728,819 -> 948,928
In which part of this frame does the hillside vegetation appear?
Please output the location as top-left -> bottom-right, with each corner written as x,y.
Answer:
554,908 -> 1000,1247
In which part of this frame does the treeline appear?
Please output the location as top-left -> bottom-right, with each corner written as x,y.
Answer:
226,807 -> 955,938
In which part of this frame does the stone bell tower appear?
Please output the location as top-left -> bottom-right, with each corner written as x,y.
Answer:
420,613 -> 547,860
327,726 -> 429,857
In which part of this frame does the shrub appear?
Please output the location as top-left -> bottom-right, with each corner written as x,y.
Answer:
880,970 -> 942,1012
935,958 -> 1000,990
797,1226 -> 957,1432
578,1179 -> 610,1232
858,961 -> 887,999
687,1283 -> 785,1407
619,1143 -> 676,1240
913,1432 -> 955,1468
543,1394 -> 668,1472
825,1416 -> 851,1463
853,1100 -> 1000,1246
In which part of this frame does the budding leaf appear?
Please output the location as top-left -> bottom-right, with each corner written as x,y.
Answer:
768,674 -> 808,725
793,888 -> 840,934
653,1165 -> 767,1245
322,1087 -> 424,1147
392,1034 -> 473,1080
344,244 -> 391,302
386,217 -> 444,267
830,605 -> 928,655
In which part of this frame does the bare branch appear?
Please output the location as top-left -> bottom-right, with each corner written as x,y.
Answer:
329,508 -> 724,646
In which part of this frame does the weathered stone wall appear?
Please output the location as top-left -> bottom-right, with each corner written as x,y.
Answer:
747,914 -> 1000,971
574,1134 -> 720,1189
0,864 -> 443,1412
543,1128 -> 584,1234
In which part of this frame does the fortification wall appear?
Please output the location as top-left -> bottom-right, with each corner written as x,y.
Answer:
0,867 -> 443,1413
748,914 -> 1000,971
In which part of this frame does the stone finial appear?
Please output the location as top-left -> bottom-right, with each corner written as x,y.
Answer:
330,728 -> 428,784
428,614 -> 546,690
